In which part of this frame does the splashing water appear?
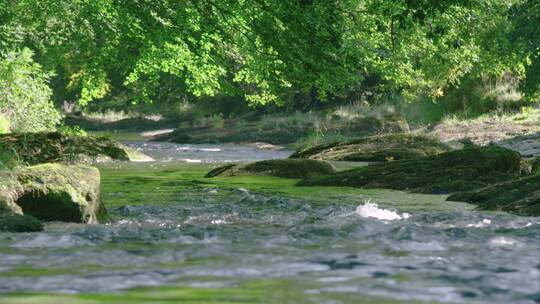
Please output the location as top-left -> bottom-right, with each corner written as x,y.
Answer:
355,202 -> 411,220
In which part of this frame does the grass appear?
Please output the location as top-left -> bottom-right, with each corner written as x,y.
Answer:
292,132 -> 352,150
82,110 -> 140,123
430,106 -> 540,144
439,106 -> 540,126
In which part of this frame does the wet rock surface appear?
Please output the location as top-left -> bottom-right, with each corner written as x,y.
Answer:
0,164 -> 108,224
298,146 -> 521,194
290,134 -> 452,162
206,159 -> 336,179
448,174 -> 540,216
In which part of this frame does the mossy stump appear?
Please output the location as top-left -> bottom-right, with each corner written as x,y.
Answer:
297,146 -> 521,194
290,134 -> 452,162
447,175 -> 540,216
0,164 -> 108,224
206,159 -> 336,179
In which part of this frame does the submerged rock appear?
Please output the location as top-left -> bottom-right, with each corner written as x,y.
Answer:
205,159 -> 336,179
447,175 -> 540,216
0,164 -> 108,224
290,134 -> 452,162
297,146 -> 521,194
0,132 -> 153,166
251,142 -> 287,151
0,213 -> 43,232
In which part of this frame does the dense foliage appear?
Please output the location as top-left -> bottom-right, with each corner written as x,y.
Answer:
0,48 -> 62,132
0,0 -> 538,122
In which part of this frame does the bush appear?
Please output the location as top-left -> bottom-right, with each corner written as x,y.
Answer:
0,114 -> 9,134
0,48 -> 62,132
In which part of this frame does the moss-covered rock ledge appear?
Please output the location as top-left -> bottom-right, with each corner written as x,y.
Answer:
447,175 -> 540,216
290,134 -> 452,162
297,146 -> 521,194
0,132 -> 153,166
0,164 -> 108,230
206,159 -> 336,179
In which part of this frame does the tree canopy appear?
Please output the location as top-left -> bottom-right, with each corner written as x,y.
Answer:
0,0 -> 538,115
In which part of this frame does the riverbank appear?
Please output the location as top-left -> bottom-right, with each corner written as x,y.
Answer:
67,106 -> 540,159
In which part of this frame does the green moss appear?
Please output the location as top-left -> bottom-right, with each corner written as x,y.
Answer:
447,174 -> 540,216
205,159 -> 336,179
290,133 -> 452,162
0,279 -> 441,304
97,162 -> 462,213
298,146 -> 521,194
0,164 -> 108,223
0,213 -> 43,232
0,132 -> 152,166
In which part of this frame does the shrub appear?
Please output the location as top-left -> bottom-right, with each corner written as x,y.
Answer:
0,114 -> 9,134
0,48 -> 62,132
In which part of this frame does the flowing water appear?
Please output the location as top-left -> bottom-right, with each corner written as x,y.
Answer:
123,141 -> 291,163
1,142 -> 539,303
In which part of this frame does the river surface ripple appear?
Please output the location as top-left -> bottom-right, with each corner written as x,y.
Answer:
0,143 -> 538,304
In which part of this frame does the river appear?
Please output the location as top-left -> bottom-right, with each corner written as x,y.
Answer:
0,142 -> 538,304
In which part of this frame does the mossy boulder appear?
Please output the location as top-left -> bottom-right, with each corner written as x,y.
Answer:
0,213 -> 43,232
0,164 -> 108,224
290,134 -> 452,162
447,175 -> 540,216
0,132 -> 153,166
205,159 -> 336,179
297,146 -> 521,194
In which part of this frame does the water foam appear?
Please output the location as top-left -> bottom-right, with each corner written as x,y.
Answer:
355,202 -> 410,221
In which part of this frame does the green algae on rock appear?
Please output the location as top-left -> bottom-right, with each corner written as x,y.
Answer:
297,146 -> 521,194
447,174 -> 540,216
0,164 -> 108,223
0,132 -> 153,166
0,213 -> 43,232
290,134 -> 452,162
205,159 -> 336,179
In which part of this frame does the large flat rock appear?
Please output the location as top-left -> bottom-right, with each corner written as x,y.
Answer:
290,134 -> 452,162
297,146 -> 521,194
